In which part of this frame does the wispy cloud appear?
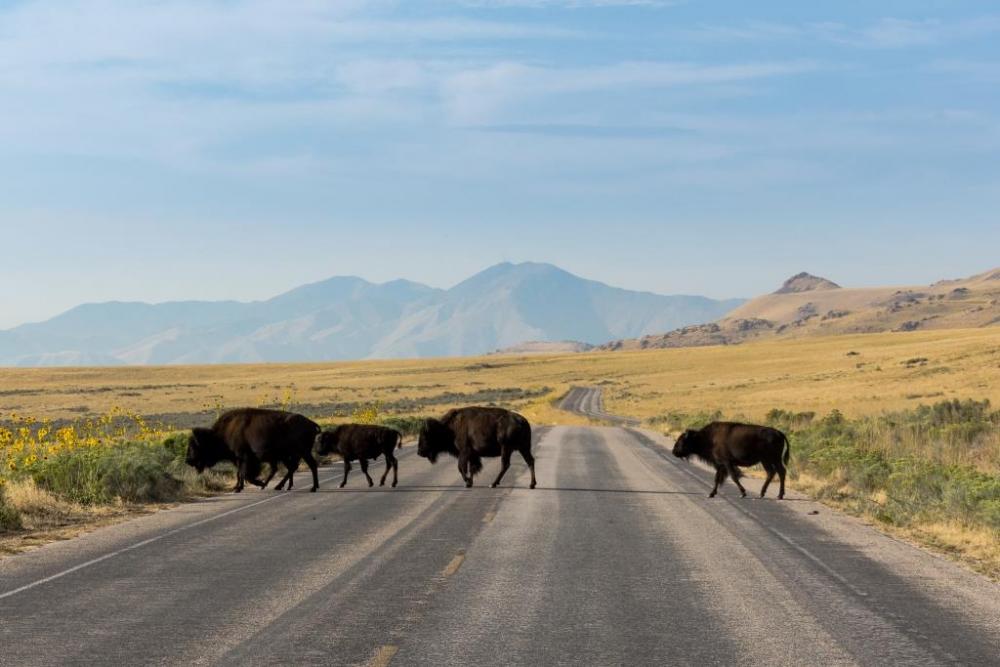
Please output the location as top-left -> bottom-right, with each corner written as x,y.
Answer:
441,60 -> 817,122
931,59 -> 1000,82
683,15 -> 1000,50
0,0 -> 577,76
456,0 -> 677,7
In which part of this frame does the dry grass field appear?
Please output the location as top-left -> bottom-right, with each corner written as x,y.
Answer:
3,327 -> 998,574
2,327 -> 999,426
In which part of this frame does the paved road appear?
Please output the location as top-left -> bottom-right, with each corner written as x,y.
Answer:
558,385 -> 642,426
1,390 -> 998,666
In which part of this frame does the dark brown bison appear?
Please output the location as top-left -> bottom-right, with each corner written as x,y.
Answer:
418,407 -> 535,489
315,424 -> 402,488
672,422 -> 790,499
186,408 -> 321,493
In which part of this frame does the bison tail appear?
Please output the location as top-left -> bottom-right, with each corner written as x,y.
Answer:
397,431 -> 403,450
782,434 -> 791,466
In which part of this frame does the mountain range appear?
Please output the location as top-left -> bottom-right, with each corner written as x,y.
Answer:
0,262 -> 745,366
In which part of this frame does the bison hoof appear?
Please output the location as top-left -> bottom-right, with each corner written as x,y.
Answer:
708,492 -> 716,498
740,491 -> 747,498
530,482 -> 536,489
339,482 -> 346,488
392,481 -> 397,488
310,487 -> 318,492
367,481 -> 374,488
490,482 -> 498,488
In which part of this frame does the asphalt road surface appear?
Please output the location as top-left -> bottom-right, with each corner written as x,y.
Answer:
1,388 -> 998,666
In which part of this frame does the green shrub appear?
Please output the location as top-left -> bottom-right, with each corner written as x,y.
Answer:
161,432 -> 190,462
31,441 -> 184,505
774,399 -> 1000,534
380,415 -> 429,437
0,484 -> 22,532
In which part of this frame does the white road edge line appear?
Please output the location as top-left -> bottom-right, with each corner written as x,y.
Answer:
0,467 -> 345,601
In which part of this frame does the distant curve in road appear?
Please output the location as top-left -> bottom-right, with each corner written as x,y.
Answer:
1,393 -> 998,666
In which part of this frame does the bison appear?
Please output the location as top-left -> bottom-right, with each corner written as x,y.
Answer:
418,407 -> 535,489
672,422 -> 790,499
315,424 -> 403,488
186,408 -> 321,493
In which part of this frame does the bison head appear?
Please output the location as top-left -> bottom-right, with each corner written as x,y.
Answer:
671,429 -> 698,459
314,427 -> 341,456
185,427 -> 228,473
417,418 -> 453,463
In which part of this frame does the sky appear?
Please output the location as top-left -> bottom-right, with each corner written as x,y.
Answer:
2,0 -> 999,328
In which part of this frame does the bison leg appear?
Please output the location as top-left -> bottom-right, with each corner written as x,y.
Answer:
239,459 -> 266,490
727,464 -> 747,497
379,454 -> 395,487
274,457 -> 299,491
709,467 -> 727,498
359,457 -> 374,487
458,453 -> 473,488
777,462 -> 787,500
261,464 -> 280,489
340,460 -> 352,488
490,448 -> 512,488
233,470 -> 244,493
392,456 -> 399,488
521,449 -> 536,490
303,452 -> 319,492
760,463 -> 776,498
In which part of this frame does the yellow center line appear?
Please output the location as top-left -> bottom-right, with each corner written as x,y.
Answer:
367,645 -> 399,667
441,552 -> 466,577
482,510 -> 496,524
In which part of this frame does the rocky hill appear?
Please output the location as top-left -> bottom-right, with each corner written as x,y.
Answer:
774,272 -> 842,294
598,268 -> 1000,351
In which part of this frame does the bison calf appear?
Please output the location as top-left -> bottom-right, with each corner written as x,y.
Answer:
672,422 -> 790,499
418,406 -> 535,489
186,408 -> 321,493
316,424 -> 402,488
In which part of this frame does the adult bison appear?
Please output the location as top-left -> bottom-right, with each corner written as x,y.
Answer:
672,422 -> 790,499
418,407 -> 535,489
315,424 -> 402,488
186,408 -> 321,493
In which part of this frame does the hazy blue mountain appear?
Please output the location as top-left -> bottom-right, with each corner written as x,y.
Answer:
0,263 -> 743,366
370,262 -> 744,358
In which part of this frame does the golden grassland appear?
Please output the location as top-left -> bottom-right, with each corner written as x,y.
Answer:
2,327 -> 998,574
2,327 -> 999,424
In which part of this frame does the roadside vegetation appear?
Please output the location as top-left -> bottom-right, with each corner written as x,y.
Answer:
650,398 -> 1000,578
0,397 -> 442,549
0,408 -> 233,549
